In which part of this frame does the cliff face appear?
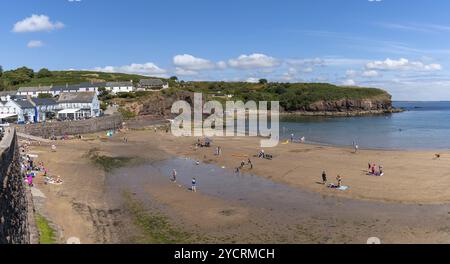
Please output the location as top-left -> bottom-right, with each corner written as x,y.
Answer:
117,91 -> 396,118
306,97 -> 392,112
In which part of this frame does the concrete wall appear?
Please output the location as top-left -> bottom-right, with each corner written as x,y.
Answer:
15,114 -> 123,138
0,130 -> 35,244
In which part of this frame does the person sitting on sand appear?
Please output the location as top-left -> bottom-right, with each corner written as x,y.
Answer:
258,149 -> 265,159
322,171 -> 327,185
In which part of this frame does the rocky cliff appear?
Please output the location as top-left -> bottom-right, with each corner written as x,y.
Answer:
117,91 -> 398,118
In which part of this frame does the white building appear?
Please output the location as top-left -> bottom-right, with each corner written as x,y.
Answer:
138,79 -> 169,91
105,81 -> 134,94
3,99 -> 36,123
51,83 -> 103,96
57,92 -> 101,120
17,86 -> 53,97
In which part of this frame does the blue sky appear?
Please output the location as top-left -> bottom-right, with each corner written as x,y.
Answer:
2,0 -> 450,100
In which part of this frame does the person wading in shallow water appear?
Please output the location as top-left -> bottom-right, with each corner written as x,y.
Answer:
191,178 -> 197,192
172,169 -> 177,182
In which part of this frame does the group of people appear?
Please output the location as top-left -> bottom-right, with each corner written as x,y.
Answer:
215,146 -> 223,156
368,163 -> 384,176
235,159 -> 253,173
321,171 -> 343,189
290,134 -> 306,143
171,169 -> 197,192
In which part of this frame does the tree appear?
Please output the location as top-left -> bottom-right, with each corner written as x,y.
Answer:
0,65 -> 3,78
259,79 -> 268,84
37,68 -> 53,78
16,66 -> 34,78
170,76 -> 178,81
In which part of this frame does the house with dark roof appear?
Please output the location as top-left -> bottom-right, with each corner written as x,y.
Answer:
30,98 -> 58,122
0,91 -> 17,101
138,79 -> 169,91
57,92 -> 100,120
5,99 -> 36,123
105,81 -> 134,94
17,86 -> 53,97
51,82 -> 104,96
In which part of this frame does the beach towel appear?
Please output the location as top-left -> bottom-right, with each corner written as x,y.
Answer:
338,186 -> 349,191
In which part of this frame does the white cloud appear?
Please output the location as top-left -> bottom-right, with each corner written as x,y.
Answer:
281,68 -> 298,81
342,79 -> 356,86
366,58 -> 442,71
175,67 -> 199,76
346,70 -> 358,78
93,63 -> 167,76
173,54 -> 216,71
27,40 -> 44,48
246,77 -> 260,83
13,14 -> 65,33
361,70 -> 380,77
228,53 -> 280,69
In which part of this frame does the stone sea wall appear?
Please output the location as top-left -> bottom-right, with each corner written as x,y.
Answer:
15,114 -> 123,138
0,130 -> 37,244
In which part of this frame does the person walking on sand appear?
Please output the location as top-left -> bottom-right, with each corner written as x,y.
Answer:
336,175 -> 342,188
354,144 -> 359,153
191,178 -> 197,192
322,171 -> 327,185
248,159 -> 253,169
171,169 -> 177,182
290,134 -> 294,142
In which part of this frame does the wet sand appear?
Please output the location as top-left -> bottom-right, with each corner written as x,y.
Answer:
25,128 -> 450,244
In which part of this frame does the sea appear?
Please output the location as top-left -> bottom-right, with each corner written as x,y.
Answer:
279,101 -> 450,150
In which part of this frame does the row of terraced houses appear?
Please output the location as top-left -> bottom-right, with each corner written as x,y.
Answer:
0,79 -> 168,123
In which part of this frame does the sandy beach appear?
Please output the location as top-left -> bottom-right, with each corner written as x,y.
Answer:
25,127 -> 450,244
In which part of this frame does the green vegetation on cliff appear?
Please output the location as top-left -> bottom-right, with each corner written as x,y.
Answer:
174,82 -> 391,111
0,67 -> 391,112
0,67 -> 169,90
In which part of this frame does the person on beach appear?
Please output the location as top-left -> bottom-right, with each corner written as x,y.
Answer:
301,137 -> 306,143
172,169 -> 177,182
248,159 -> 253,169
290,134 -> 294,142
336,175 -> 342,188
27,175 -> 33,187
354,144 -> 359,153
259,149 -> 265,159
241,160 -> 246,168
322,171 -> 327,185
368,163 -> 372,171
191,178 -> 197,192
371,164 -> 376,175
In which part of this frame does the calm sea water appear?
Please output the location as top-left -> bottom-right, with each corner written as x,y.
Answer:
280,101 -> 450,150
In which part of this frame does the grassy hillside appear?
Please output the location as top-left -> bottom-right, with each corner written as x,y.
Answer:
0,68 -> 391,112
178,82 -> 391,111
0,68 -> 169,90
